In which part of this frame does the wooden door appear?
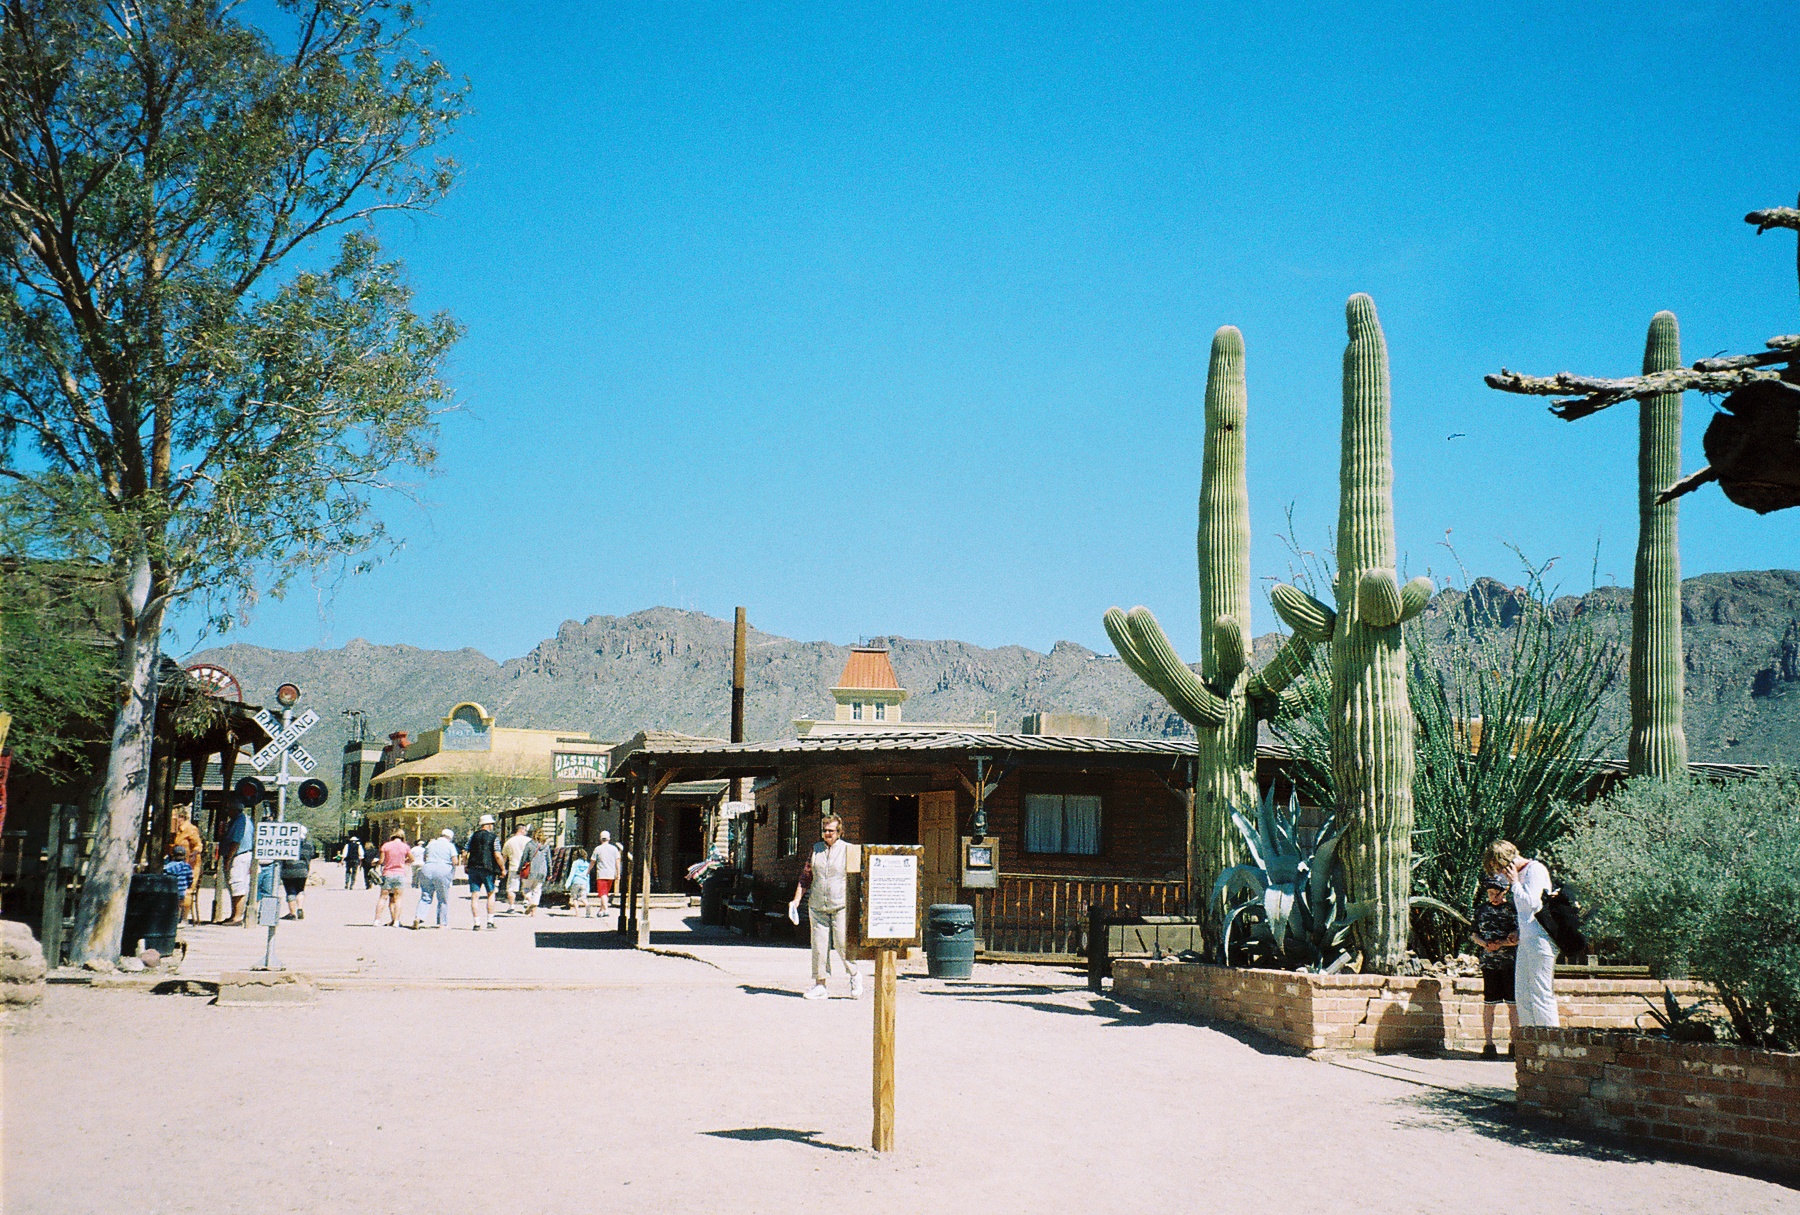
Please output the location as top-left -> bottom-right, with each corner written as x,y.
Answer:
918,790 -> 959,911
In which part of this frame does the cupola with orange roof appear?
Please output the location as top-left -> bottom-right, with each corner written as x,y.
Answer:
829,647 -> 908,724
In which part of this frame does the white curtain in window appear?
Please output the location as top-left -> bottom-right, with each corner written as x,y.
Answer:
1024,794 -> 1063,853
1064,795 -> 1101,855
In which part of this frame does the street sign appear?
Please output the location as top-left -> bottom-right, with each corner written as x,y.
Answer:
861,845 -> 922,946
250,708 -> 318,772
254,821 -> 305,862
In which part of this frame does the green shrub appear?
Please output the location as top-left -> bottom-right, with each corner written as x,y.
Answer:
1554,771 -> 1800,1051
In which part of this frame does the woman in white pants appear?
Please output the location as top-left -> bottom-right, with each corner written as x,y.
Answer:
1486,840 -> 1559,1027
788,816 -> 862,1001
415,829 -> 457,929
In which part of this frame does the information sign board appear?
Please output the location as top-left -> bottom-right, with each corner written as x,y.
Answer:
860,844 -> 922,945
254,821 -> 305,862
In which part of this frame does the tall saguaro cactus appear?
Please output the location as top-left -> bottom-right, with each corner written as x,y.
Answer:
1105,326 -> 1315,888
1629,311 -> 1688,777
1270,295 -> 1433,974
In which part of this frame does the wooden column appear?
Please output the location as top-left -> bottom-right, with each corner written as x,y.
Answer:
618,785 -> 636,935
872,946 -> 897,1151
636,775 -> 657,949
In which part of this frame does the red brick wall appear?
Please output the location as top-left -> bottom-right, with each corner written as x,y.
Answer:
1113,960 -> 1717,1054
1515,1027 -> 1800,1179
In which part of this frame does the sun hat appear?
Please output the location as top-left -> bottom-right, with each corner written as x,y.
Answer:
479,814 -> 495,826
441,828 -> 455,838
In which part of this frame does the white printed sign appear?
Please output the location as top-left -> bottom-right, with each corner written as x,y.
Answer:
254,821 -> 305,862
250,708 -> 319,773
864,851 -> 920,942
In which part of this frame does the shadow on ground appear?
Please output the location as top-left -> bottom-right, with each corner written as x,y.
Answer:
1395,1088 -> 1800,1191
702,1128 -> 860,1153
917,988 -> 1175,1030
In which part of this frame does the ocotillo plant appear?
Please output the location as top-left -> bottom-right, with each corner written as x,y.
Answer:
1105,326 -> 1315,890
1269,295 -> 1432,974
1629,311 -> 1687,777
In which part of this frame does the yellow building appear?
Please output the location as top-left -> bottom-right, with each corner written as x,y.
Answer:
358,702 -> 612,842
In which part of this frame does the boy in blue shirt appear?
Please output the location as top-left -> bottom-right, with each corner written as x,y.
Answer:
165,844 -> 195,904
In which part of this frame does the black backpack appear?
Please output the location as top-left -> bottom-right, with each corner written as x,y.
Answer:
1535,874 -> 1589,959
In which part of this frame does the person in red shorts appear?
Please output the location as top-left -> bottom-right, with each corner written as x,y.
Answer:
591,830 -> 620,908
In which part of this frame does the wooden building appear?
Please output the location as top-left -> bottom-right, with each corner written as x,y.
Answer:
606,730 -> 1276,957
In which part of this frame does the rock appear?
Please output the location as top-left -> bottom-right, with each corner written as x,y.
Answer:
138,948 -> 161,967
0,921 -> 46,1006
81,956 -> 116,974
118,956 -> 146,973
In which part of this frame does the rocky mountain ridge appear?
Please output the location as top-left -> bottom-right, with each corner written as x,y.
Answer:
194,570 -> 1800,822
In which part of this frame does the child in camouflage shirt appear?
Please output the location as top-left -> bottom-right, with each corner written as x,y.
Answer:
1470,873 -> 1519,1058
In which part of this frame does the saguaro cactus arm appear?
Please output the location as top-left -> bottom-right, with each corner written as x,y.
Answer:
1103,606 -> 1229,727
1248,632 -> 1314,701
1399,576 -> 1434,622
1270,584 -> 1337,642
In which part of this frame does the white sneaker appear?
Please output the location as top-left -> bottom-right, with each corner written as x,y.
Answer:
803,983 -> 829,1000
849,972 -> 864,1000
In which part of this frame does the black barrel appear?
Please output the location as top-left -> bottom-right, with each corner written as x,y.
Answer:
122,872 -> 182,956
700,867 -> 737,927
925,903 -> 976,979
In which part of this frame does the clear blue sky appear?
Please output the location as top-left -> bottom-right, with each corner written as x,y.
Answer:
187,2 -> 1800,663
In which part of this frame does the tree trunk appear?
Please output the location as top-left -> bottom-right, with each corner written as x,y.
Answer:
68,588 -> 164,965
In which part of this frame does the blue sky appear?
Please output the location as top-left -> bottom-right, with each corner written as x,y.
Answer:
187,2 -> 1800,662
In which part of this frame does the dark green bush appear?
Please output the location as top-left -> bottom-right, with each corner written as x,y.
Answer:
1554,771 -> 1800,1051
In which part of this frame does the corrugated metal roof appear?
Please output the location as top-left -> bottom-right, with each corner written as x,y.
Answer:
835,648 -> 901,691
622,730 -> 1198,760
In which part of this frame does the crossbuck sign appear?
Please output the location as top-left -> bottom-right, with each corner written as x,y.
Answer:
250,708 -> 318,773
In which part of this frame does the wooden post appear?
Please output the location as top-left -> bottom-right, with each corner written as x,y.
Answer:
40,803 -> 67,970
618,785 -> 636,935
872,946 -> 897,1152
636,777 -> 656,949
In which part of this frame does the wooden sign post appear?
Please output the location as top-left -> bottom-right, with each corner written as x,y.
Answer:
860,843 -> 922,1153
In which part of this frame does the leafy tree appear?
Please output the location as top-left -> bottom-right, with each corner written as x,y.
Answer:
0,0 -> 464,961
0,554 -> 112,775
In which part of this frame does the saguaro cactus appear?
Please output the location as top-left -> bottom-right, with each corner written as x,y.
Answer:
1269,295 -> 1432,974
1104,326 -> 1315,889
1629,311 -> 1688,778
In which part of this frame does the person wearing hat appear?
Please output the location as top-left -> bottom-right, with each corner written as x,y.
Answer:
413,828 -> 458,929
591,830 -> 621,910
1469,871 -> 1521,1058
463,814 -> 502,931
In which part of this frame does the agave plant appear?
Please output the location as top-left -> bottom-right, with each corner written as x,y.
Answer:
1211,787 -> 1369,971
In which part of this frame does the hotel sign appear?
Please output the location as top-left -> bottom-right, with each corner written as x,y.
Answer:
553,751 -> 608,782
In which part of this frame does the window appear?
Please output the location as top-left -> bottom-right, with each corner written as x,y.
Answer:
852,702 -> 863,720
874,702 -> 886,721
1023,793 -> 1101,855
779,800 -> 799,857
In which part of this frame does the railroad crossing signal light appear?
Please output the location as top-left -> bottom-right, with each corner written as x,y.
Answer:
297,779 -> 329,808
234,776 -> 267,805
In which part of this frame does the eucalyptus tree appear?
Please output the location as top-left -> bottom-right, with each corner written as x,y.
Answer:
0,0 -> 465,961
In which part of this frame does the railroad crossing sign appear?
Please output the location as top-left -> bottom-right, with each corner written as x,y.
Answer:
250,707 -> 318,772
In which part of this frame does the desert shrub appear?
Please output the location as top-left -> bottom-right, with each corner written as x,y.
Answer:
1553,771 -> 1800,1051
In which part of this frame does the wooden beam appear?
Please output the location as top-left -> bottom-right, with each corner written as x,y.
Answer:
636,775 -> 657,949
871,946 -> 897,1152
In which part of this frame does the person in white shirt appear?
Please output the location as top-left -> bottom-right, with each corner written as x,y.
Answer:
592,831 -> 621,909
788,816 -> 862,1001
414,829 -> 458,929
501,824 -> 532,911
1486,839 -> 1560,1028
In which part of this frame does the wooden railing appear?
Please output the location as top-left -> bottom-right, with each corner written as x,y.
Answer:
970,873 -> 1188,957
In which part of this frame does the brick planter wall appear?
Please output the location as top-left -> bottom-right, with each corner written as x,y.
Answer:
1111,959 -> 1714,1053
1515,1027 -> 1800,1179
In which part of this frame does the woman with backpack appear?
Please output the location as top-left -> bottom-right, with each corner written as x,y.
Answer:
280,826 -> 316,920
1484,840 -> 1560,1028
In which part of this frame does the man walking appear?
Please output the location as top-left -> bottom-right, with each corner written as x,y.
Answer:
501,823 -> 531,912
787,816 -> 861,1001
341,834 -> 364,889
464,814 -> 502,930
591,830 -> 621,910
217,796 -> 253,925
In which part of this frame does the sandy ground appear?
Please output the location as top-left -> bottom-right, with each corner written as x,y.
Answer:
5,885 -> 1796,1215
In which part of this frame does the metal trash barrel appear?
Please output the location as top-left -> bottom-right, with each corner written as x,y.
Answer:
122,872 -> 182,956
700,867 -> 736,927
925,903 -> 976,979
